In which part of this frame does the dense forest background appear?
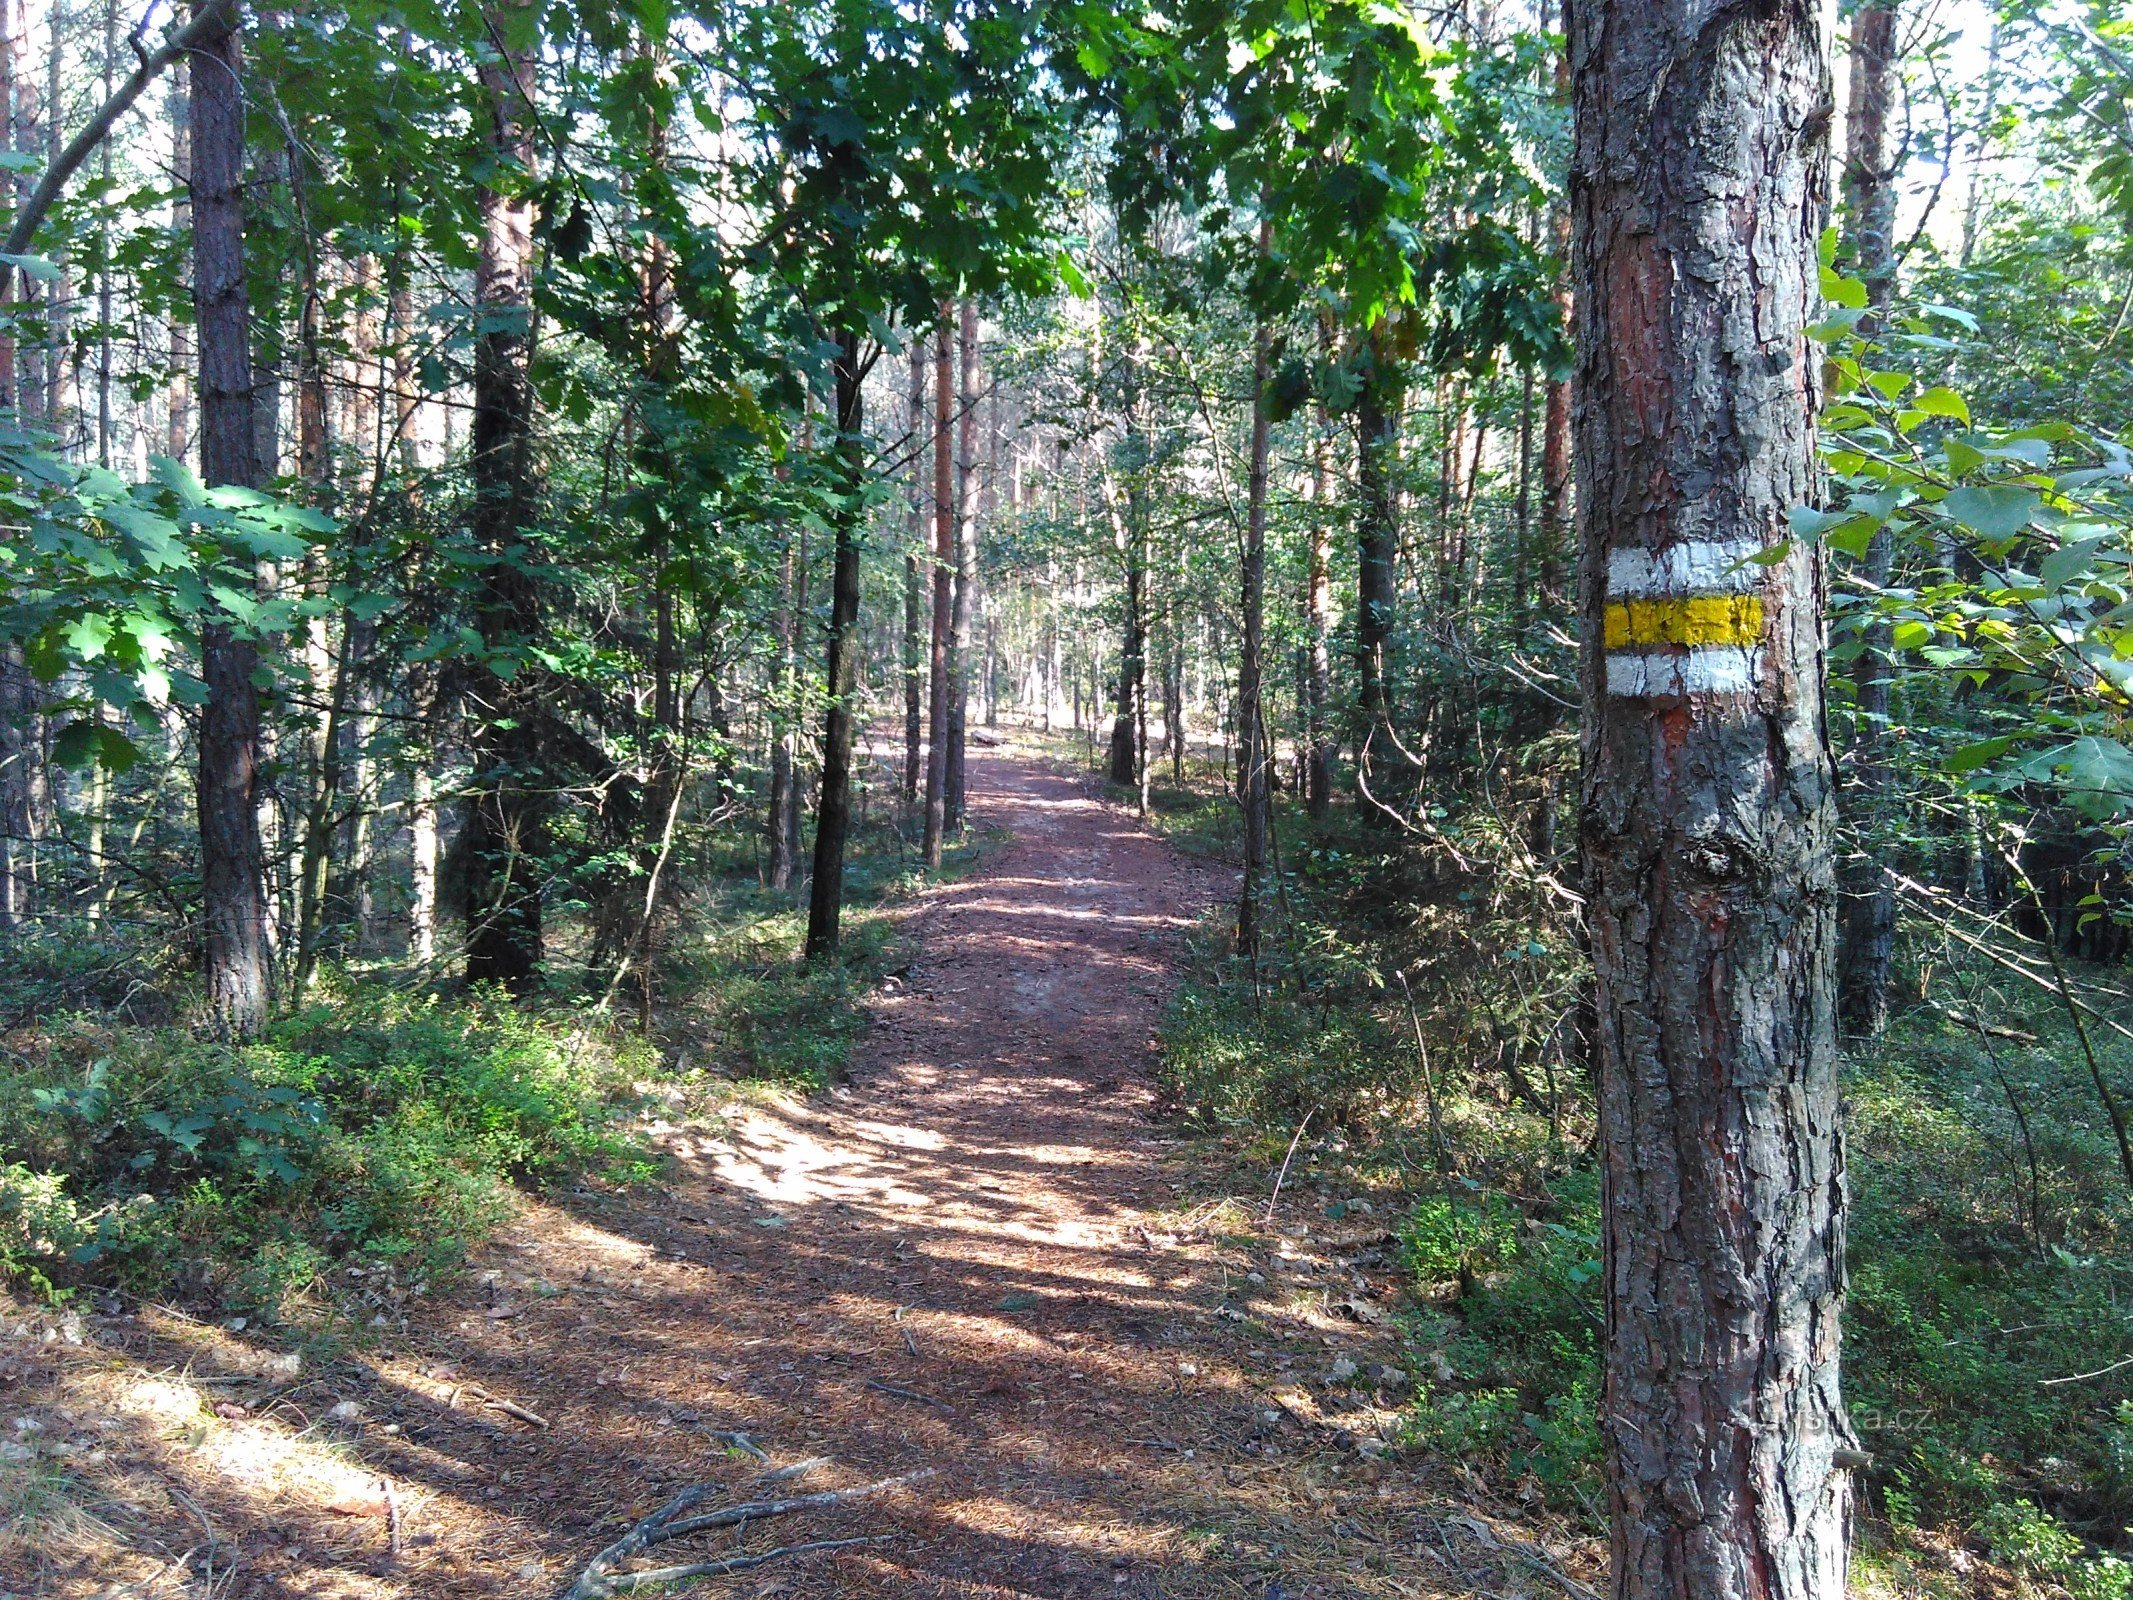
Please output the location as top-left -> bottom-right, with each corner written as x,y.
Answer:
5,0 -> 2133,1594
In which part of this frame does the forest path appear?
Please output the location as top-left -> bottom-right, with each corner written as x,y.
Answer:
423,747 -> 1455,1599
19,747 -> 1596,1600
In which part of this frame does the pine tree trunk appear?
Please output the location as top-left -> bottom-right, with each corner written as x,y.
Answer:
407,668 -> 439,964
0,0 -> 16,412
0,644 -> 36,927
1572,4 -> 1853,1598
1108,344 -> 1147,794
767,498 -> 798,889
1353,341 -> 1399,798
922,304 -> 953,867
95,0 -> 113,466
1304,393 -> 1334,817
191,0 -> 270,1037
1538,7 -> 1573,607
1236,239 -> 1272,957
802,325 -> 865,958
945,298 -> 978,832
165,54 -> 190,461
902,334 -> 926,804
1837,0 -> 1900,1037
461,0 -> 543,992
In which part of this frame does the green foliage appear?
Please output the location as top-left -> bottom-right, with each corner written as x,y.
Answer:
660,897 -> 897,1087
1160,953 -> 1401,1129
1979,1499 -> 2133,1600
1400,1188 -> 1519,1282
0,991 -> 657,1318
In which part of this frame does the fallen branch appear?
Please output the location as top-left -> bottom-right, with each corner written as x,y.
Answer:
555,1464 -> 931,1600
591,1536 -> 882,1594
656,1471 -> 934,1542
1442,1512 -> 1599,1600
865,1378 -> 955,1412
462,1383 -> 549,1429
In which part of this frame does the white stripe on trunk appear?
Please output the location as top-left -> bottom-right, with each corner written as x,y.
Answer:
1607,539 -> 1769,599
1606,647 -> 1763,698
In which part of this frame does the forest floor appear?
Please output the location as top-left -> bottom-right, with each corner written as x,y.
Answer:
4,746 -> 1605,1600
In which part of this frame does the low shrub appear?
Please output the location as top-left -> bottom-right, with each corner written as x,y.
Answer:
1398,1169 -> 1604,1503
0,989 -> 657,1318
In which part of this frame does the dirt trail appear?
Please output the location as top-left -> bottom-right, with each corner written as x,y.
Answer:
11,749 -> 1595,1600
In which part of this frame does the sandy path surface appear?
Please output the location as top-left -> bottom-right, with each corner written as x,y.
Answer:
12,751 -> 1552,1599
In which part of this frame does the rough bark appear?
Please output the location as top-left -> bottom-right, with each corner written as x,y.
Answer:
461,0 -> 544,992
1304,394 -> 1334,817
903,334 -> 926,804
1837,0 -> 1900,1037
945,298 -> 978,832
1572,4 -> 1853,1599
191,0 -> 270,1037
407,669 -> 440,964
1108,344 -> 1148,794
1236,236 -> 1272,957
767,499 -> 798,890
166,54 -> 189,460
0,645 -> 36,927
922,305 -> 953,867
1353,338 -> 1399,797
1539,11 -> 1573,607
802,326 -> 865,958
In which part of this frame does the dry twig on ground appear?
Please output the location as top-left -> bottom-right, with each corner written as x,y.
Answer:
554,1462 -> 933,1600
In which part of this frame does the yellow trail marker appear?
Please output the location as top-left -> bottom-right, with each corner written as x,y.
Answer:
1602,594 -> 1765,652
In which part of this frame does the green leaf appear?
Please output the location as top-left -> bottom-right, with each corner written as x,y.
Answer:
50,720 -> 139,775
1946,734 -> 2016,774
2041,535 -> 2110,594
1820,265 -> 1867,309
1941,486 -> 2039,539
64,613 -> 114,661
0,251 -> 61,282
1913,387 -> 1970,425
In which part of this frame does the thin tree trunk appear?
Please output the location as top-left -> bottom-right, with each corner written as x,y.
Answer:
1573,4 -> 1853,1598
1108,342 -> 1148,796
1354,334 -> 1399,797
802,325 -> 865,958
407,669 -> 439,964
1236,224 -> 1273,956
41,0 -> 64,437
1838,0 -> 1901,1037
921,304 -> 953,867
902,333 -> 925,804
1540,8 -> 1572,607
1513,366 -> 1534,618
461,0 -> 543,992
191,0 -> 270,1037
95,0 -> 113,465
0,0 -> 17,413
0,645 -> 36,928
1305,393 -> 1333,817
946,299 -> 978,832
767,495 -> 798,889
166,54 -> 189,461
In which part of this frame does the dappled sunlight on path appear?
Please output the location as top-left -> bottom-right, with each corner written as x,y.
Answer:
5,745 -> 1536,1600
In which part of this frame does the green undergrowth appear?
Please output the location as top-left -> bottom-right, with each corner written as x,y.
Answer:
0,811 -> 957,1322
0,984 -> 659,1320
1155,788 -> 2133,1580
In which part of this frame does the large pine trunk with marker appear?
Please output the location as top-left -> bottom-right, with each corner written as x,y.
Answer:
1571,3 -> 1854,1599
